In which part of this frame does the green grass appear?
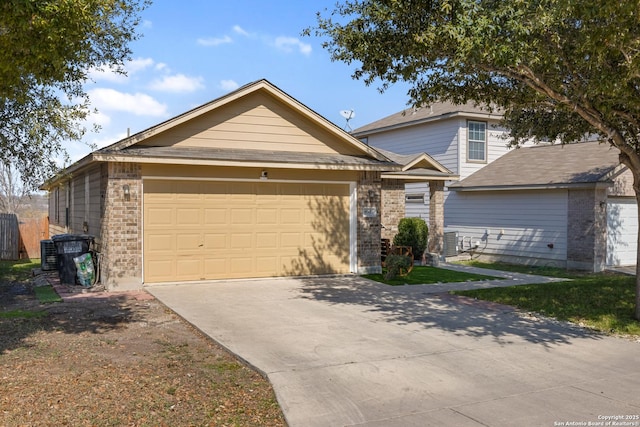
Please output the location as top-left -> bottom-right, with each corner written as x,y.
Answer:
34,285 -> 62,303
363,265 -> 500,286
0,309 -> 48,319
0,259 -> 40,282
453,261 -> 640,337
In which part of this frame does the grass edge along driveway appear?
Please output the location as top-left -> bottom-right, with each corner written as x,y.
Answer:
452,261 -> 640,338
363,265 -> 500,286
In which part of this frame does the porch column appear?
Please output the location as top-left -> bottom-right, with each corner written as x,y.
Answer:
428,180 -> 444,255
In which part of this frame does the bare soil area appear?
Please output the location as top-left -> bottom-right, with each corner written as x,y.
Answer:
0,272 -> 286,426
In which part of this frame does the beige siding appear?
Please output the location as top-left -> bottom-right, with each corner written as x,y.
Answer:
137,91 -> 363,155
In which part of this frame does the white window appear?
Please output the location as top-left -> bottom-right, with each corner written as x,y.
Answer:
467,120 -> 487,162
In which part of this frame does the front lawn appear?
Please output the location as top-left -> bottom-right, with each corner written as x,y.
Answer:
453,261 -> 640,337
363,265 -> 500,286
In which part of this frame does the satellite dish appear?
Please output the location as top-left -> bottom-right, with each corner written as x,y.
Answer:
340,109 -> 355,131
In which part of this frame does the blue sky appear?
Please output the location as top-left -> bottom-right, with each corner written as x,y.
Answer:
70,0 -> 412,162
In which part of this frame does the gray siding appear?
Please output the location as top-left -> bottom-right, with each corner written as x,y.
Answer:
445,190 -> 568,264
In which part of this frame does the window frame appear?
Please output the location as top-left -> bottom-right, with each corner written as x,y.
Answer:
467,120 -> 487,163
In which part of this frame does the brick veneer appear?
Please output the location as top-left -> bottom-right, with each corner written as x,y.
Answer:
99,162 -> 142,289
428,180 -> 445,255
357,171 -> 382,274
567,188 -> 607,271
381,179 -> 405,241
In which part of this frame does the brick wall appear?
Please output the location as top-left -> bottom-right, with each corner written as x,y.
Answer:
381,179 -> 405,241
100,162 -> 142,289
567,188 -> 607,271
428,180 -> 445,255
357,171 -> 382,274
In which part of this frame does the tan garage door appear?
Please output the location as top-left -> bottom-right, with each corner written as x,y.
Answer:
143,180 -> 352,283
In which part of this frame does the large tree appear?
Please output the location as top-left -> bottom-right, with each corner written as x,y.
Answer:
0,0 -> 148,190
309,0 -> 640,319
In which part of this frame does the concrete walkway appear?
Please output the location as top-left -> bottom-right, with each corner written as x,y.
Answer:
147,266 -> 640,427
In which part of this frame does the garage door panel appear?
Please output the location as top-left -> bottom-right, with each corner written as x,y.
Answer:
176,208 -> 200,225
256,257 -> 278,274
203,257 -> 227,275
147,207 -> 173,226
280,232 -> 302,248
281,208 -> 302,224
204,208 -> 227,225
256,232 -> 278,249
146,233 -> 174,252
146,259 -> 174,281
176,233 -> 201,251
231,234 -> 253,249
176,258 -> 203,279
231,208 -> 253,224
144,180 -> 351,283
204,233 -> 228,249
607,198 -> 638,266
256,208 -> 277,224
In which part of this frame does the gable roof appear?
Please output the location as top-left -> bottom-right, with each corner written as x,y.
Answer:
374,148 -> 459,181
449,141 -> 623,191
45,80 -> 402,185
352,101 -> 502,137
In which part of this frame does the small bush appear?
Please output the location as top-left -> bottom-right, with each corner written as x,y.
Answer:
393,218 -> 428,260
384,254 -> 413,280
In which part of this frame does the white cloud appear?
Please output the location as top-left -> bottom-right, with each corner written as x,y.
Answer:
197,35 -> 233,46
88,88 -> 168,116
89,57 -> 154,83
155,62 -> 169,72
219,80 -> 239,91
127,57 -> 155,74
148,74 -> 205,93
233,25 -> 250,37
274,37 -> 312,56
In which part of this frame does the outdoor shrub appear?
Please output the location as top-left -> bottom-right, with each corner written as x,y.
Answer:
393,217 -> 428,260
384,254 -> 413,280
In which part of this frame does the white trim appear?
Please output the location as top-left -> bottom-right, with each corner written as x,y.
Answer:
141,179 -> 146,284
350,182 -> 358,273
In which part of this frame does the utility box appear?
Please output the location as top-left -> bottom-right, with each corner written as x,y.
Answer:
51,234 -> 94,285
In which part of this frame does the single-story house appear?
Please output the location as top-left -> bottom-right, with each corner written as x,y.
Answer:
446,141 -> 637,271
43,80 -> 455,290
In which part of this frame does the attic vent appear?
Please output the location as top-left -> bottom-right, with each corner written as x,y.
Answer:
40,240 -> 57,271
443,232 -> 459,257
405,193 -> 425,203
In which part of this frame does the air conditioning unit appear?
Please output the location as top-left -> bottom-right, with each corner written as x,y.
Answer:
443,231 -> 459,257
40,240 -> 57,271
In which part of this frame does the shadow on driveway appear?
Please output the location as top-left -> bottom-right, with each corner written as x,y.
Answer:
295,276 -> 602,348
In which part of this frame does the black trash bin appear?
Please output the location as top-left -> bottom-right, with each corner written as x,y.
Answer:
51,234 -> 94,285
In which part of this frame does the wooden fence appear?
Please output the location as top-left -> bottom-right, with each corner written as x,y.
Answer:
0,214 -> 49,260
0,213 -> 19,260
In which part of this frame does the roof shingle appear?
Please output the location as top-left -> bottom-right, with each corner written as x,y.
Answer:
449,142 -> 622,190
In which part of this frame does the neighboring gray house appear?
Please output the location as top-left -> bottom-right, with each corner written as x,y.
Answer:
355,104 -> 636,271
353,102 -> 509,219
448,142 -> 636,271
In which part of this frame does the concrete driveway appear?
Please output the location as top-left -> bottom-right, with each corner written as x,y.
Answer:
147,271 -> 640,427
